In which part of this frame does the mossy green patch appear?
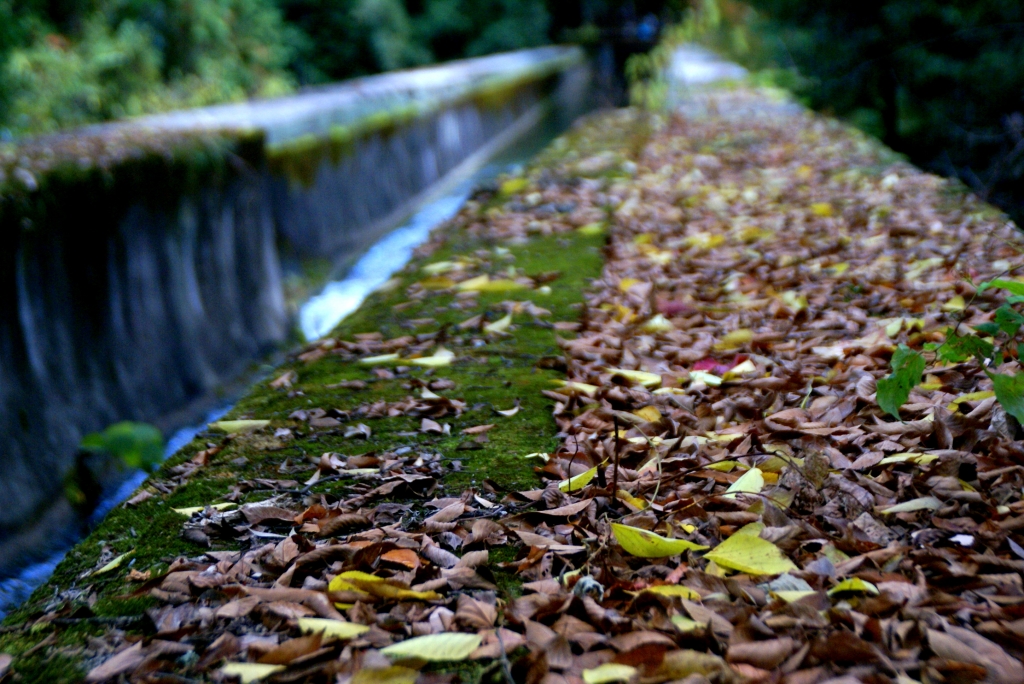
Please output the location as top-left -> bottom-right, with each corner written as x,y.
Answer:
0,187 -> 606,682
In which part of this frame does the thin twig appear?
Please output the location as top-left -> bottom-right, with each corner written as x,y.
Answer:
566,433 -> 581,495
612,416 -> 622,502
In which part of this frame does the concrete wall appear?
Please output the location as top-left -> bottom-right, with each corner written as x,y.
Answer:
0,46 -> 590,548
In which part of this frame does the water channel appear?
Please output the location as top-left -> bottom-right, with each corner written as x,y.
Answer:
0,110 -> 568,619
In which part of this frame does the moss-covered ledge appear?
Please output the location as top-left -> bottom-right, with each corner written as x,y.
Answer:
0,109 -> 654,683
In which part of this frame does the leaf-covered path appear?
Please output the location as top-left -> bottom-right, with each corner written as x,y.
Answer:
5,78 -> 1024,684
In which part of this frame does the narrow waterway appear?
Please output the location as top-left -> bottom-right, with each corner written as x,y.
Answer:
0,111 -> 566,619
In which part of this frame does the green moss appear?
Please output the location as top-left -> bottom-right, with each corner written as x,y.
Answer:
0,181 -> 606,680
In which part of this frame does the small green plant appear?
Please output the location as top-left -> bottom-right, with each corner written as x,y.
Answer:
878,278 -> 1024,424
80,421 -> 165,472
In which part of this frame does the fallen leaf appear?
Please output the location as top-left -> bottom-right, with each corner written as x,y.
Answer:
484,313 -> 513,334
723,467 -> 764,499
296,617 -> 370,641
605,368 -> 662,387
704,523 -> 797,576
611,523 -> 708,557
219,663 -> 285,684
171,502 -> 236,516
558,466 -> 598,492
380,633 -> 482,662
582,663 -> 638,684
210,420 -> 270,434
93,551 -> 133,576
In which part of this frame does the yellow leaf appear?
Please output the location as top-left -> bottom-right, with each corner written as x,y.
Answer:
522,452 -> 549,461
653,386 -> 687,395
810,202 -> 834,217
380,633 -> 482,662
172,502 -> 236,516
297,618 -> 371,641
611,304 -> 635,323
685,233 -> 725,250
633,406 -> 662,422
828,578 -> 879,596
421,260 -> 461,275
688,371 -> 722,386
641,314 -> 674,333
758,455 -> 802,473
457,275 -> 528,293
947,390 -> 995,410
483,313 -> 512,334
583,663 -> 638,684
723,467 -> 764,499
558,380 -> 599,397
219,663 -> 285,684
210,420 -> 269,434
723,359 -> 757,379
500,177 -> 529,195
558,466 -> 598,492
779,291 -> 808,312
884,318 -> 904,338
829,262 -> 850,275
942,295 -> 966,312
638,585 -> 702,599
708,432 -> 745,443
618,278 -> 643,292
714,329 -> 753,351
360,353 -> 400,365
351,666 -> 420,684
420,275 -> 457,290
93,551 -> 133,576
330,571 -> 441,601
772,590 -> 817,603
671,615 -> 703,633
880,496 -> 942,514
456,275 -> 490,291
616,490 -> 649,510
705,460 -> 741,472
577,222 -> 606,236
645,249 -> 673,265
606,368 -> 662,388
611,523 -> 708,558
739,226 -> 773,242
410,347 -> 455,367
878,452 -> 937,465
704,523 -> 797,576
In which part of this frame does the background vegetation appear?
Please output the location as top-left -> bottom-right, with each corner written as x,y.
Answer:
682,0 -> 1024,223
0,0 -> 673,137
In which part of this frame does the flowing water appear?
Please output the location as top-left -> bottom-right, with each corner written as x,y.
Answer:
0,112 -> 565,619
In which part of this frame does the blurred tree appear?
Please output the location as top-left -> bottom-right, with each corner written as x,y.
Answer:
0,0 -> 295,135
745,0 -> 1024,216
0,0 -> 686,136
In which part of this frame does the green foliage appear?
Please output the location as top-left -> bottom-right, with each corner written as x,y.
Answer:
979,279 -> 1024,297
731,0 -> 1024,221
80,421 -> 164,472
1,0 -> 296,136
884,274 -> 1024,423
989,371 -> 1024,425
994,306 -> 1024,338
876,344 -> 925,419
932,328 -> 994,364
0,0 -> 561,134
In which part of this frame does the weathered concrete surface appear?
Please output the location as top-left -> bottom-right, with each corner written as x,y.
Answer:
0,47 -> 590,559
